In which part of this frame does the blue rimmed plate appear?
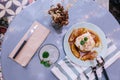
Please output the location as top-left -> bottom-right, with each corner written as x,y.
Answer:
64,22 -> 107,67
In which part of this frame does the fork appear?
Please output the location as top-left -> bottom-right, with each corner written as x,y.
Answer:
96,56 -> 109,80
91,66 -> 99,80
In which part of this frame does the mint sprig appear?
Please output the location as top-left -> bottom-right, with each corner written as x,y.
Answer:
40,51 -> 51,67
42,51 -> 49,58
40,60 -> 51,67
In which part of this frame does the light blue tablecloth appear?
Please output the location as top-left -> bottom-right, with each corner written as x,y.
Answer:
1,0 -> 120,80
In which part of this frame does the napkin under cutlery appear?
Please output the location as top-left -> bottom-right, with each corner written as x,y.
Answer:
9,21 -> 50,67
51,38 -> 120,80
13,25 -> 39,59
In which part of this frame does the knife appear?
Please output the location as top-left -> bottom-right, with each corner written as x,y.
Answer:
13,25 -> 38,59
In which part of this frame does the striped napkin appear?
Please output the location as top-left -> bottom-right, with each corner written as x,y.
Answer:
51,38 -> 120,80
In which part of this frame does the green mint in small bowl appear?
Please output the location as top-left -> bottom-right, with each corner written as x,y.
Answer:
44,61 -> 51,67
39,44 -> 60,68
42,51 -> 49,58
40,60 -> 51,67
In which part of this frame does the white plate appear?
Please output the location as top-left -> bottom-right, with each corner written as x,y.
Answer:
64,22 -> 107,67
39,44 -> 59,64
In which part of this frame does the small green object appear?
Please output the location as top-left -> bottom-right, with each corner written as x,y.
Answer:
42,51 -> 49,58
80,40 -> 85,45
84,37 -> 88,41
44,61 -> 51,67
40,60 -> 45,64
40,60 -> 51,67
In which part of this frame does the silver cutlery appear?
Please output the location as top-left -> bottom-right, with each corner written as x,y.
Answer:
13,25 -> 38,59
89,60 -> 99,80
96,56 -> 109,80
91,66 -> 99,80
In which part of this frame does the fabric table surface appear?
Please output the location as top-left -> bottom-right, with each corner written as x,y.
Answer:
1,0 -> 120,80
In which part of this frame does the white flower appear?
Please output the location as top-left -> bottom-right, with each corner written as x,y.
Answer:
0,0 -> 28,18
0,1 -> 15,18
13,0 -> 28,15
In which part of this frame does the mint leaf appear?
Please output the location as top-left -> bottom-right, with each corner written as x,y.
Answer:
40,60 -> 51,67
44,61 -> 51,67
42,51 -> 49,58
80,40 -> 85,45
40,60 -> 45,64
84,37 -> 88,41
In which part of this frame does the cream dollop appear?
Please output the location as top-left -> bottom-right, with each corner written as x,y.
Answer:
75,32 -> 95,52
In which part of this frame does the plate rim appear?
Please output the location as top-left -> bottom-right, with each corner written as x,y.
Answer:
64,22 -> 107,67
